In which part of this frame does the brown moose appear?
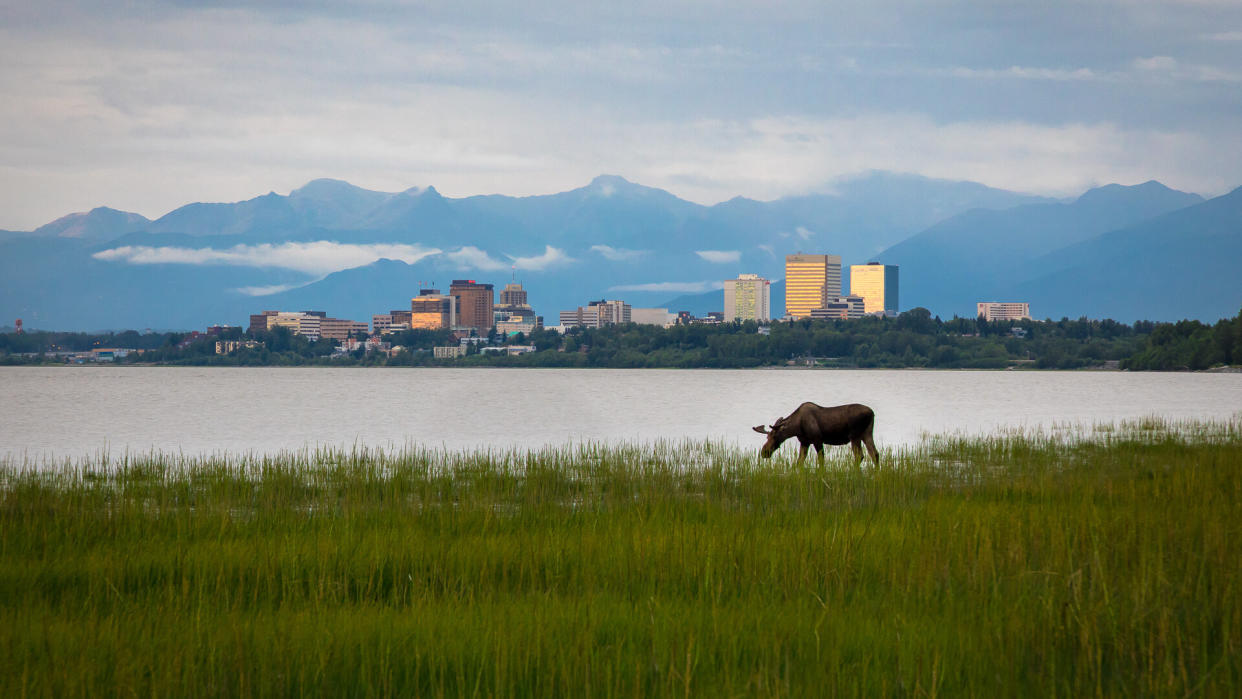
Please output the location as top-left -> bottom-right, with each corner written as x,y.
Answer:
753,402 -> 879,466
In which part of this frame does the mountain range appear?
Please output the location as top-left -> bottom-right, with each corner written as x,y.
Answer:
1,172 -> 1237,331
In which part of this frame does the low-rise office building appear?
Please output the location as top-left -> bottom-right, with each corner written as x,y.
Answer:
215,340 -> 260,354
249,310 -> 365,341
560,299 -> 631,328
977,302 -> 1031,321
810,295 -> 866,320
266,312 -> 323,341
631,308 -> 676,326
319,317 -> 369,341
434,345 -> 467,359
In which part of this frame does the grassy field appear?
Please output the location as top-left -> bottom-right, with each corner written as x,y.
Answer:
2,419 -> 1240,697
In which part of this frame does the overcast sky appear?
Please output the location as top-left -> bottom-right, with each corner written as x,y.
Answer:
2,0 -> 1241,229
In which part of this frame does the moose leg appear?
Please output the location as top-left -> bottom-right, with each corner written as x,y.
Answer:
851,439 -> 864,467
864,433 -> 880,467
815,443 -> 825,467
795,439 -> 810,467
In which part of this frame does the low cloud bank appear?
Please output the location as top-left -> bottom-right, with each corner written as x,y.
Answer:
590,245 -> 646,261
94,241 -> 573,275
695,250 -> 741,264
93,241 -> 441,275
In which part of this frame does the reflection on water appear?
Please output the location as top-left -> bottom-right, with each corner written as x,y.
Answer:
2,367 -> 1240,462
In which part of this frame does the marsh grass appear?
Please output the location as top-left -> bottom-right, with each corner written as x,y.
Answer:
3,418 -> 1241,696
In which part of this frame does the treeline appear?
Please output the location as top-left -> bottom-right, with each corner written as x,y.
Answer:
3,308 -> 1239,370
1121,314 -> 1242,370
435,311 -> 1151,369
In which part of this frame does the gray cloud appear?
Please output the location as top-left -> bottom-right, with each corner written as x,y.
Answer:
92,241 -> 440,274
2,0 -> 1241,228
591,245 -> 647,261
695,250 -> 742,264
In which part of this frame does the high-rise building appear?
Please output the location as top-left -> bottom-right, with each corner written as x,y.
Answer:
494,280 -> 537,336
849,263 -> 899,315
499,282 -> 528,307
410,289 -> 456,330
784,254 -> 842,319
723,273 -> 772,322
449,280 -> 494,332
977,302 -> 1031,322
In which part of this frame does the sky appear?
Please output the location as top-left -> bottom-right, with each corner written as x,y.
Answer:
2,0 -> 1241,230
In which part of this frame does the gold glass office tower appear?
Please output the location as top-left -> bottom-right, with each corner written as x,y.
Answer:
784,254 -> 841,319
849,263 -> 899,315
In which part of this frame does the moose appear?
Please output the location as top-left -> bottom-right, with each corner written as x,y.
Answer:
752,402 -> 879,467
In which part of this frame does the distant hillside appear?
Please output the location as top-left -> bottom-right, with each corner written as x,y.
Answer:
874,181 -> 1204,318
1008,186 -> 1242,322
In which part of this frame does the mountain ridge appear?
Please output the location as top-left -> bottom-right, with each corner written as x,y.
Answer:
2,173 -> 1231,331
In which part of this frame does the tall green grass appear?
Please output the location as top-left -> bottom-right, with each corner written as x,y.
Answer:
3,418 -> 1240,696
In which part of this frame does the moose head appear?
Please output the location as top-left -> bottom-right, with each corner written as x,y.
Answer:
751,417 -> 792,458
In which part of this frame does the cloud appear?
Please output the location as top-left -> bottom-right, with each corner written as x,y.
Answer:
695,250 -> 741,264
234,283 -> 307,297
3,1 -> 1242,230
1131,55 -> 1242,83
934,65 -> 1100,81
443,246 -> 508,271
609,281 -> 724,293
590,244 -> 647,261
1133,56 -> 1179,72
92,241 -> 440,275
510,245 -> 574,271
757,244 -> 776,257
441,245 -> 573,271
795,226 -> 815,240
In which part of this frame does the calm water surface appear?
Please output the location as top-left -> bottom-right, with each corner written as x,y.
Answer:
1,367 -> 1239,463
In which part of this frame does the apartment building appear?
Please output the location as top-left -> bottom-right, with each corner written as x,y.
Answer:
723,273 -> 772,322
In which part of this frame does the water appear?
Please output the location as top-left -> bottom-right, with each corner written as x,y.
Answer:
1,366 -> 1239,463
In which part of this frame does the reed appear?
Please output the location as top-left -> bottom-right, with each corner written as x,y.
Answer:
3,418 -> 1240,696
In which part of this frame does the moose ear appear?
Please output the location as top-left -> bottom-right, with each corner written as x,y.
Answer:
752,425 -> 770,434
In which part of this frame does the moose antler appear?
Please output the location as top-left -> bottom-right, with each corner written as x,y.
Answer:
752,425 -> 770,434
